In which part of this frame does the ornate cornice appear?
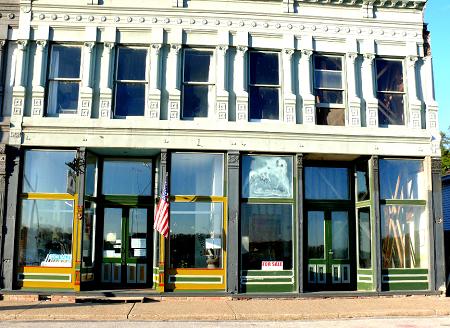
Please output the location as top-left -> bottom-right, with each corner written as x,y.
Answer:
297,0 -> 425,10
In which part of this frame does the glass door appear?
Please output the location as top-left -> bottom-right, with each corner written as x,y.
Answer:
306,209 -> 353,290
101,207 -> 150,286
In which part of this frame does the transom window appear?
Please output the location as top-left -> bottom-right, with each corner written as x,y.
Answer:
46,45 -> 82,116
313,55 -> 345,126
376,59 -> 405,126
182,49 -> 214,119
249,51 -> 280,120
114,47 -> 148,117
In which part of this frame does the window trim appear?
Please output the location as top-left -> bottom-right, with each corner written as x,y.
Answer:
181,48 -> 216,120
313,54 -> 345,108
113,45 -> 149,118
45,44 -> 82,116
248,50 -> 282,122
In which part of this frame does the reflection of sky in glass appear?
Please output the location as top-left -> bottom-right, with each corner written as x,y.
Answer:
379,160 -> 424,200
307,211 -> 324,259
305,167 -> 349,200
23,150 -> 76,193
331,211 -> 349,260
102,160 -> 152,196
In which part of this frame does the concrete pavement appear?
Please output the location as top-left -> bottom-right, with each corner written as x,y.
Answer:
1,295 -> 450,321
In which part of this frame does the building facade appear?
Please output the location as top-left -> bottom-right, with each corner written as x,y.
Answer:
0,0 -> 445,295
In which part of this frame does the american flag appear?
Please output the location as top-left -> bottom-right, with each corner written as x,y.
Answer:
154,175 -> 169,238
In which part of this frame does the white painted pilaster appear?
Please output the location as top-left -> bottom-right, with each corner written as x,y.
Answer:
406,55 -> 422,129
11,39 -> 28,145
423,56 -> 438,131
362,53 -> 378,127
216,44 -> 228,121
283,48 -> 296,123
100,42 -> 114,119
168,44 -> 182,120
148,43 -> 162,119
0,40 -> 5,112
300,49 -> 315,125
31,40 -> 47,117
235,45 -> 248,122
346,52 -> 361,127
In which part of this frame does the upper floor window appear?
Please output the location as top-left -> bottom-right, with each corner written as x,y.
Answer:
249,51 -> 280,120
46,45 -> 81,116
182,49 -> 214,119
114,47 -> 148,117
314,55 -> 344,126
376,59 -> 404,126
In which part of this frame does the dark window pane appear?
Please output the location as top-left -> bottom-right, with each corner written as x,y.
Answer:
316,107 -> 345,126
305,167 -> 349,200
358,208 -> 371,269
50,45 -> 81,79
23,150 -> 76,193
250,52 -> 279,85
314,56 -> 342,71
241,155 -> 293,198
314,70 -> 342,89
249,86 -> 279,120
117,48 -> 147,81
19,199 -> 73,267
241,204 -> 293,270
103,208 -> 122,258
184,50 -> 212,82
331,211 -> 349,259
356,161 -> 370,202
182,85 -> 208,118
307,211 -> 325,259
376,59 -> 404,92
379,159 -> 424,200
48,81 -> 79,113
102,160 -> 152,196
377,93 -> 404,125
315,89 -> 343,104
115,82 -> 145,116
170,202 -> 223,269
82,201 -> 96,270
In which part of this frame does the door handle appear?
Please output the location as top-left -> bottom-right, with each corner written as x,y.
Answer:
328,250 -> 334,255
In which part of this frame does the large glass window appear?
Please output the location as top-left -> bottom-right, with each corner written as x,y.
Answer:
376,59 -> 405,126
114,47 -> 148,117
171,153 -> 223,196
19,200 -> 74,267
358,208 -> 371,269
249,52 -> 280,120
314,55 -> 345,126
47,45 -> 81,115
23,150 -> 77,194
82,201 -> 96,270
182,49 -> 214,119
102,159 -> 152,196
305,167 -> 349,200
379,159 -> 428,269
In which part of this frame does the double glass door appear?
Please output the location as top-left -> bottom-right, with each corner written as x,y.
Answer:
101,207 -> 150,286
306,209 -> 354,290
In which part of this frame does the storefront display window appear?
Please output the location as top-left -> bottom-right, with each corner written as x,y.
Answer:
379,159 -> 424,200
358,209 -> 371,269
19,199 -> 73,267
102,160 -> 152,196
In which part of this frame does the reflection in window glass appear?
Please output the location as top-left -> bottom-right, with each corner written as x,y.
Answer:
316,107 -> 345,126
331,211 -> 349,259
307,211 -> 325,259
242,155 -> 293,198
170,202 -> 223,269
102,160 -> 152,196
171,153 -> 223,196
85,154 -> 97,197
376,59 -> 404,125
379,159 -> 424,200
47,45 -> 81,115
305,167 -> 349,200
182,50 -> 213,119
358,208 -> 371,269
241,204 -> 292,270
381,205 -> 428,268
356,161 -> 370,202
249,52 -> 280,120
128,208 -> 148,258
19,200 -> 73,267
23,150 -> 76,193
103,208 -> 122,259
82,201 -> 96,270
115,47 -> 147,117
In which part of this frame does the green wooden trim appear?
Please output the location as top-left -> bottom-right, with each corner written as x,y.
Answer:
357,276 -> 372,281
101,195 -> 154,207
355,200 -> 371,208
243,277 -> 293,283
383,275 -> 428,281
357,269 -> 373,274
381,200 -> 426,206
241,284 -> 295,293
382,282 -> 429,291
242,270 -> 293,277
382,268 -> 428,275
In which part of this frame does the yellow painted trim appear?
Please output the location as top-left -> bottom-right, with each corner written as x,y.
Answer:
19,267 -> 73,274
20,193 -> 76,200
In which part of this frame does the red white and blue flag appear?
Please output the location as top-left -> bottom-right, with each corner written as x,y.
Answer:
154,175 -> 169,238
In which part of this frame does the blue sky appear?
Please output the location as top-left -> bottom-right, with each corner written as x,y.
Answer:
425,0 -> 450,132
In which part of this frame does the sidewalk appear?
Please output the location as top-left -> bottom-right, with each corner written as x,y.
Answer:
1,295 -> 450,321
